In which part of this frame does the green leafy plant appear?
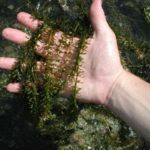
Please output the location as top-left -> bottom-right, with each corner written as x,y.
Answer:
0,0 -> 150,149
0,0 -> 91,147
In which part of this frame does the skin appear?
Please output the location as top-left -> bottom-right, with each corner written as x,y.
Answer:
1,0 -> 123,104
1,0 -> 150,140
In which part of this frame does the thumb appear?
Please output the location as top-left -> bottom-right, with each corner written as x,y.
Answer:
90,0 -> 109,34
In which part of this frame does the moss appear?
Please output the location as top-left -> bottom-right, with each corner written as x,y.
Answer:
0,0 -> 150,149
144,6 -> 150,24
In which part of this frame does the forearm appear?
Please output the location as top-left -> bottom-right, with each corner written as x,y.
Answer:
106,70 -> 150,140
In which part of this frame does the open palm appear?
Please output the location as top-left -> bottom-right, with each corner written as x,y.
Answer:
0,0 -> 123,104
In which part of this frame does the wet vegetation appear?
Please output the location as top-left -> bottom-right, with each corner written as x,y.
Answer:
0,0 -> 150,149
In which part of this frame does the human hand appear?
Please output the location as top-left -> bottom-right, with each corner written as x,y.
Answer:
0,0 -> 123,104
60,0 -> 123,104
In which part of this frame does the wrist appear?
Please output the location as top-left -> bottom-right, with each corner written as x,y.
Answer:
80,68 -> 125,105
104,69 -> 126,105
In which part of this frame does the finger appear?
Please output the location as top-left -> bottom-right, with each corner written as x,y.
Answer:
90,0 -> 110,34
0,56 -> 45,74
2,28 -> 30,44
6,83 -> 21,93
17,12 -> 41,31
2,28 -> 47,56
3,61 -> 45,94
4,62 -> 45,93
0,57 -> 17,70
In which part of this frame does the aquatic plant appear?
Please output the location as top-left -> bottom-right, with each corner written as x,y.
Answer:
0,0 -> 150,149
